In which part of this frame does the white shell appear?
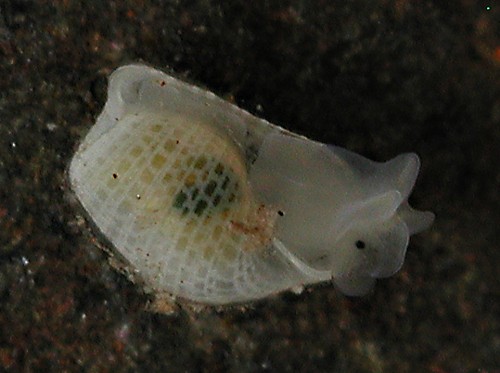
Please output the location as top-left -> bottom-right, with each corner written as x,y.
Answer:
69,64 -> 434,305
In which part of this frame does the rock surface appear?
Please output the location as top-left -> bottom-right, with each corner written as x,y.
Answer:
0,1 -> 498,372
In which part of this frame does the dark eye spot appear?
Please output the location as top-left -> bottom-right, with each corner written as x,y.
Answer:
355,240 -> 366,249
278,210 -> 284,216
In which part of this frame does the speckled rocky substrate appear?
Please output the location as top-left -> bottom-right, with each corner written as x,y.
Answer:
0,1 -> 498,372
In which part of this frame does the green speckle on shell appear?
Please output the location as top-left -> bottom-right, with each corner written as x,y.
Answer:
172,157 -> 241,217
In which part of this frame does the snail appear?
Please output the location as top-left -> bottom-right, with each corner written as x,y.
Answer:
69,64 -> 434,306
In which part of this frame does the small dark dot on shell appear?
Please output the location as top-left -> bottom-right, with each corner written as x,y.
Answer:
355,240 -> 366,249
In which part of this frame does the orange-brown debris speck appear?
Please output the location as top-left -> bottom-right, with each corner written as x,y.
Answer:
493,47 -> 500,63
229,204 -> 277,250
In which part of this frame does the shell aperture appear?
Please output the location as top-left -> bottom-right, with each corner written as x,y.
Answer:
69,64 -> 434,305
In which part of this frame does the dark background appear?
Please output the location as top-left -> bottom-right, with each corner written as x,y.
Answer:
0,1 -> 498,372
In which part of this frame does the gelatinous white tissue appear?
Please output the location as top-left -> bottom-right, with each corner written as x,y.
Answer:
69,64 -> 434,305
